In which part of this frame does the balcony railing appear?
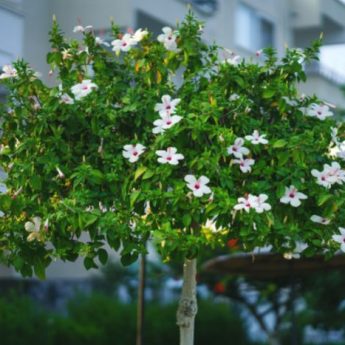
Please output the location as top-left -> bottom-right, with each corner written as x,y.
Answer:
305,61 -> 345,86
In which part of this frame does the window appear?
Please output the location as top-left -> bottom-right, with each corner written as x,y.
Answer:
235,3 -> 275,51
0,7 -> 24,66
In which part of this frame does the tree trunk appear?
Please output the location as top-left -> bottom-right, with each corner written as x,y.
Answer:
136,253 -> 146,345
177,258 -> 198,345
268,333 -> 282,345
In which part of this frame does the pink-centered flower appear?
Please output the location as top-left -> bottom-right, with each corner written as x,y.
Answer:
310,215 -> 330,225
156,147 -> 184,165
0,65 -> 17,79
157,27 -> 179,51
280,185 -> 307,207
253,194 -> 272,213
122,144 -> 145,163
227,138 -> 250,159
233,194 -> 257,213
233,158 -> 255,173
312,162 -> 345,188
332,227 -> 345,252
245,130 -> 268,145
71,79 -> 98,100
306,103 -> 333,121
154,95 -> 181,116
111,33 -> 137,53
184,175 -> 211,197
60,93 -> 74,104
152,115 -> 182,134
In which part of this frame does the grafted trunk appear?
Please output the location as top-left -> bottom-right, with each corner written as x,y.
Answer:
176,258 -> 198,345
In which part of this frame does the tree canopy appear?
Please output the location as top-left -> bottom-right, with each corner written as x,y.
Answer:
1,12 -> 345,278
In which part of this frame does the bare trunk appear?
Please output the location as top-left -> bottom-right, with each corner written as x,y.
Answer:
136,253 -> 146,345
177,258 -> 198,345
268,334 -> 281,345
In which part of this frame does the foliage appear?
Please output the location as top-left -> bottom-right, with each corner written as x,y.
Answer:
0,294 -> 251,345
1,11 -> 345,277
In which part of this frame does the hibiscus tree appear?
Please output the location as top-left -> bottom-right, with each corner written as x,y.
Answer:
1,11 -> 345,345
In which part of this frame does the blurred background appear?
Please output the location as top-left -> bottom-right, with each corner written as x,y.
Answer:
1,0 -> 345,344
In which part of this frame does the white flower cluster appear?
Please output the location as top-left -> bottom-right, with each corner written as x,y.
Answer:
311,162 -> 345,189
111,28 -> 148,53
0,65 -> 17,80
234,194 -> 271,214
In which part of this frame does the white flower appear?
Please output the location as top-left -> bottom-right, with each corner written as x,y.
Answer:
25,216 -> 43,242
56,167 -> 65,179
233,158 -> 255,173
282,96 -> 298,107
73,25 -> 93,33
157,27 -> 179,51
306,103 -> 333,121
0,65 -> 17,79
253,194 -> 271,213
331,127 -> 340,145
327,162 -> 345,185
95,37 -> 110,47
132,28 -> 148,42
223,49 -> 241,65
156,147 -> 184,165
280,185 -> 307,207
227,138 -> 250,159
60,93 -> 74,104
204,218 -> 223,233
311,168 -> 335,189
99,201 -> 108,213
184,175 -> 211,197
229,93 -> 240,101
122,144 -> 145,163
71,79 -> 98,100
233,194 -> 257,213
111,33 -> 137,53
245,130 -> 268,145
152,114 -> 182,134
284,241 -> 308,260
154,95 -> 181,117
312,162 -> 345,188
332,227 -> 345,252
310,215 -> 330,225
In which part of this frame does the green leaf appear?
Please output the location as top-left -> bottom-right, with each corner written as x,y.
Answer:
182,214 -> 192,228
317,193 -> 332,206
34,261 -> 46,280
273,139 -> 287,148
121,252 -> 138,266
84,257 -> 98,270
142,169 -> 155,180
98,249 -> 108,265
134,166 -> 147,181
130,191 -> 140,207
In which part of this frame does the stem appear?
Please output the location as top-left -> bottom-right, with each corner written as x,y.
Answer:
136,252 -> 146,345
177,258 -> 198,345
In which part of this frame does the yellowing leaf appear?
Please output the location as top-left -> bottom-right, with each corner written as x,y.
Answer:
156,70 -> 162,84
134,166 -> 147,181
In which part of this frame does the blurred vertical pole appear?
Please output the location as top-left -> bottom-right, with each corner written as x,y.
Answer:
136,251 -> 146,345
290,267 -> 298,345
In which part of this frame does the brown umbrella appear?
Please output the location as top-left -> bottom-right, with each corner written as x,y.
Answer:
203,252 -> 345,279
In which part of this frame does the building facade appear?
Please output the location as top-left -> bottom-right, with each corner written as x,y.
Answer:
1,0 -> 345,278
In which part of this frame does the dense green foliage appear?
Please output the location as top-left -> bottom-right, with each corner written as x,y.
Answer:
0,294 -> 250,345
1,12 -> 345,277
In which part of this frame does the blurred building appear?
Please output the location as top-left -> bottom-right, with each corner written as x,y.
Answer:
1,0 -> 345,278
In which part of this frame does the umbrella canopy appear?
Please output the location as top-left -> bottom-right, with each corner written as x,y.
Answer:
203,253 -> 345,279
